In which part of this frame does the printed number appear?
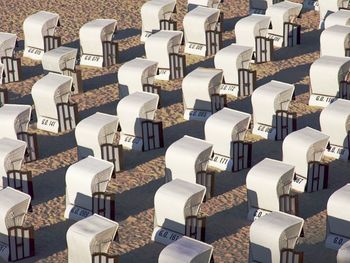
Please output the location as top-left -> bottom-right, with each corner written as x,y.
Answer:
189,44 -> 204,50
294,177 -> 304,184
316,96 -> 334,103
257,125 -> 272,133
85,55 -> 100,62
334,237 -> 344,245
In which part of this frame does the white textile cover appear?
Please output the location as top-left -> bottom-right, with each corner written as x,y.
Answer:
205,107 -> 251,157
249,211 -> 304,263
214,44 -> 253,85
154,179 -> 206,234
0,104 -> 32,139
42,46 -> 78,73
158,236 -> 213,263
188,0 -> 221,8
0,32 -> 17,58
319,0 -> 347,24
75,112 -> 119,158
117,92 -> 159,137
165,135 -> 213,183
325,10 -> 350,29
246,158 -> 295,212
67,214 -> 119,263
338,241 -> 350,263
282,127 -> 329,179
321,25 -> 350,57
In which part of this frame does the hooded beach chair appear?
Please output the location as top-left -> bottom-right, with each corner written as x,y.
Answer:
326,184 -> 350,250
235,14 -> 272,63
42,46 -> 82,94
79,19 -> 118,67
214,44 -> 256,97
320,99 -> 350,160
118,58 -> 158,98
309,56 -> 350,107
251,80 -> 296,140
325,9 -> 350,29
337,241 -> 350,263
0,104 -> 38,162
283,127 -> 329,192
75,112 -> 122,173
0,32 -> 21,83
152,179 -> 207,245
65,156 -> 115,221
23,11 -> 60,60
117,92 -> 163,151
140,0 -> 177,41
319,0 -> 349,29
66,214 -> 119,263
31,72 -> 77,133
145,30 -> 185,80
249,211 -> 304,263
182,67 -> 224,121
0,187 -> 33,262
205,108 -> 252,172
183,6 -> 222,56
246,158 -> 297,221
321,25 -> 350,57
158,236 -> 214,263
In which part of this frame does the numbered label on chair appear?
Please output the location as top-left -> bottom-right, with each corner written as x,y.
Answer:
219,84 -> 239,97
152,227 -> 182,245
156,69 -> 171,81
267,33 -> 283,48
120,134 -> 143,151
184,110 -> 211,122
185,43 -> 206,56
80,54 -> 103,67
248,208 -> 270,221
292,175 -> 307,193
309,94 -> 336,108
24,47 -> 44,60
326,234 -> 349,250
324,145 -> 349,160
253,124 -> 276,140
37,117 -> 59,133
208,153 -> 232,171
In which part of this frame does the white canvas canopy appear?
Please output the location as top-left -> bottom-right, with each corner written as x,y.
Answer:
0,138 -> 26,189
320,99 -> 350,159
326,184 -> 350,250
321,25 -> 350,57
165,135 -> 213,183
0,32 -> 17,59
118,58 -> 158,98
75,112 -> 119,159
183,6 -> 220,56
246,158 -> 295,220
31,72 -> 73,133
159,236 -> 213,263
249,211 -> 304,263
235,14 -> 271,52
188,0 -> 222,8
214,44 -> 253,86
319,0 -> 348,27
283,127 -> 329,191
182,67 -> 223,120
65,156 -> 114,220
265,1 -> 302,37
309,56 -> 350,107
338,241 -> 350,263
140,0 -> 176,41
23,11 -> 59,60
66,214 -> 119,263
325,10 -> 350,29
0,104 -> 31,140
42,46 -> 78,73
251,80 -> 294,139
152,179 -> 206,245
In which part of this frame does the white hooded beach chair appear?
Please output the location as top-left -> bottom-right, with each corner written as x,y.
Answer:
320,99 -> 350,160
235,14 -> 273,63
145,30 -> 185,80
23,11 -> 60,60
265,1 -> 302,47
75,112 -> 122,173
249,211 -> 304,263
246,158 -> 297,221
338,241 -> 350,263
214,44 -> 256,97
319,0 -> 349,29
205,108 -> 251,172
321,25 -> 350,58
0,187 -> 33,262
66,214 -> 119,263
79,19 -> 118,68
140,0 -> 177,41
0,138 -> 33,197
326,184 -> 350,250
183,6 -> 222,56
0,32 -> 21,84
118,58 -> 158,98
0,104 -> 38,162
325,9 -> 350,29
31,72 -> 77,133
283,127 -> 329,193
182,67 -> 224,121
152,179 -> 207,245
117,92 -> 163,151
158,236 -> 214,263
309,56 -> 350,108
42,46 -> 82,94
65,156 -> 115,221
251,80 -> 295,140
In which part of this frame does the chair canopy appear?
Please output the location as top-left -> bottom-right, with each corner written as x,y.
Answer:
42,46 -> 78,73
0,32 -> 17,59
321,25 -> 350,57
0,104 -> 31,140
325,10 -> 350,29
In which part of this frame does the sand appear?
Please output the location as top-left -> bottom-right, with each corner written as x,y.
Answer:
0,0 -> 345,262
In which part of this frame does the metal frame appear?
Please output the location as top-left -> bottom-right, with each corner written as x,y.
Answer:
231,141 -> 252,172
92,253 -> 119,263
92,192 -> 116,221
305,161 -> 329,193
255,36 -> 274,63
210,94 -> 227,113
141,120 -> 164,151
279,194 -> 299,216
102,41 -> 118,67
57,102 -> 79,132
169,53 -> 186,80
1,56 -> 22,83
8,226 -> 35,262
196,171 -> 215,201
275,110 -> 297,141
280,249 -> 304,263
7,170 -> 34,198
43,35 -> 61,52
62,68 -> 83,94
0,88 -> 8,106
339,80 -> 350,100
238,68 -> 257,97
17,132 -> 39,163
185,216 -> 206,242
283,22 -> 301,47
101,143 -> 123,176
